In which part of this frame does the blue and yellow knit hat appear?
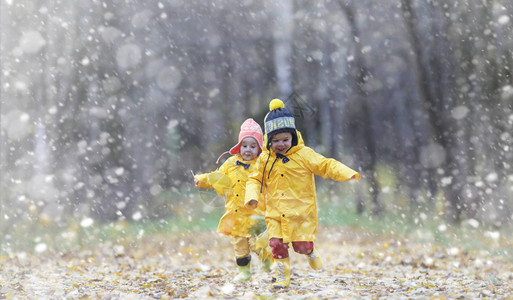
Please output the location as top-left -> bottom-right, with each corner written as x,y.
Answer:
264,99 -> 298,149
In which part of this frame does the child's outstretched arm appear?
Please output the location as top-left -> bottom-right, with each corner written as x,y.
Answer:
193,158 -> 231,189
302,147 -> 361,182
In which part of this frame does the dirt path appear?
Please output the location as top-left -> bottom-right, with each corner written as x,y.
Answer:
1,226 -> 513,299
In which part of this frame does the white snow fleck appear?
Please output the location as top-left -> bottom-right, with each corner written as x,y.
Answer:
80,218 -> 94,228
423,256 -> 434,266
132,211 -> 142,221
474,258 -> 484,268
485,231 -> 500,240
168,119 -> 179,130
440,176 -> 452,187
81,57 -> 90,66
77,140 -> 87,154
501,85 -> 513,100
498,15 -> 510,25
451,105 -> 470,120
209,88 -> 220,98
221,283 -> 235,294
35,243 -> 47,253
150,184 -> 163,196
115,167 -> 125,176
116,201 -> 127,210
116,44 -> 142,70
19,30 -> 46,54
465,219 -> 480,229
104,12 -> 114,20
198,263 -> 210,272
14,81 -> 28,91
106,175 -> 118,184
156,66 -> 182,92
2,110 -> 33,139
61,231 -> 76,240
361,46 -> 372,54
158,2 -> 164,9
48,106 -> 58,115
420,143 -> 446,168
438,224 -> 447,232
448,247 -> 460,256
113,245 -> 125,256
89,107 -> 108,118
74,182 -> 85,190
20,113 -> 30,122
485,173 -> 498,182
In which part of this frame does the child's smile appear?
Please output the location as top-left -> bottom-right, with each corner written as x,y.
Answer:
271,132 -> 293,155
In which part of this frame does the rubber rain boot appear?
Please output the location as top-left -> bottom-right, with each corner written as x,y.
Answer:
307,247 -> 322,270
272,257 -> 290,288
261,256 -> 272,273
234,263 -> 251,282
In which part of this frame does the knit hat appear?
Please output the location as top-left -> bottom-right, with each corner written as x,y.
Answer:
264,99 -> 298,149
216,118 -> 264,163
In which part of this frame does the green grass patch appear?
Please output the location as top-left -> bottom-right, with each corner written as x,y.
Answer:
3,186 -> 513,260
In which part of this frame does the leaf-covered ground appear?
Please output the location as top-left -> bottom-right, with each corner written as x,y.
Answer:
1,226 -> 513,299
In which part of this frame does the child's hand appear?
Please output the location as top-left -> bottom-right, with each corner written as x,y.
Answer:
247,200 -> 258,209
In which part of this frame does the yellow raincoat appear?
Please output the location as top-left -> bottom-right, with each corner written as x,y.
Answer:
245,132 -> 360,243
195,154 -> 264,237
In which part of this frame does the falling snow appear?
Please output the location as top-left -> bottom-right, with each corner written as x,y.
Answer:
17,30 -> 46,54
2,0 -> 513,297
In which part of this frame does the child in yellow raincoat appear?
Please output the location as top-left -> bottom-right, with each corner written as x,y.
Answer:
194,118 -> 271,282
245,99 -> 361,288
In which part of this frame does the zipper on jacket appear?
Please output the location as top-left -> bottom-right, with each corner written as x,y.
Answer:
260,153 -> 271,193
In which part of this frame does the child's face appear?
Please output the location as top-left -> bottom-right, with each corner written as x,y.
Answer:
270,132 -> 292,155
240,137 -> 260,161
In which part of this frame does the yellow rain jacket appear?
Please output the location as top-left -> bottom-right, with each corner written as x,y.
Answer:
245,132 -> 360,243
195,154 -> 264,237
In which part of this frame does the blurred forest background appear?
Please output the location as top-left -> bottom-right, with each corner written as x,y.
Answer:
1,0 -> 513,252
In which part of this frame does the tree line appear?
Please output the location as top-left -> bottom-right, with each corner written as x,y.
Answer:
1,0 -> 512,237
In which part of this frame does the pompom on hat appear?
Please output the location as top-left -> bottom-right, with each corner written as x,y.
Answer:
264,99 -> 298,149
216,118 -> 264,163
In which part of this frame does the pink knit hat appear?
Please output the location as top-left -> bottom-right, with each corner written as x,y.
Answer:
216,118 -> 263,163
